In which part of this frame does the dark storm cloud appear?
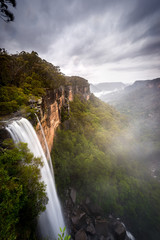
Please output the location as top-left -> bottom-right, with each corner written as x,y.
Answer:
0,0 -> 114,52
131,22 -> 160,44
122,0 -> 160,28
0,0 -> 160,82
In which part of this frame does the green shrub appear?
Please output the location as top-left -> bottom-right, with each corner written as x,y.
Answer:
0,140 -> 48,240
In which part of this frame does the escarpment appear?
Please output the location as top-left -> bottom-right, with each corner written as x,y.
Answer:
0,76 -> 90,154
36,78 -> 90,153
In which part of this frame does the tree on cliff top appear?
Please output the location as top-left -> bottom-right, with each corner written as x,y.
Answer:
0,0 -> 16,22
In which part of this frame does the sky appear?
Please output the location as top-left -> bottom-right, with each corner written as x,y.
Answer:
1,0 -> 160,84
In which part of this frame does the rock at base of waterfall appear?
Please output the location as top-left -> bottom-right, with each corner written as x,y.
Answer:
113,221 -> 126,240
64,188 -> 132,240
86,223 -> 96,235
71,210 -> 86,229
70,188 -> 77,203
75,229 -> 87,240
95,218 -> 109,237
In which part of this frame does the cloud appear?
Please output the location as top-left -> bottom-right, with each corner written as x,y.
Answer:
0,0 -> 160,83
122,0 -> 160,28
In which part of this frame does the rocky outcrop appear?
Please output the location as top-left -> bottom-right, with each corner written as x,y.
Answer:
36,82 -> 90,153
65,76 -> 90,100
64,188 -> 131,240
0,79 -> 90,153
36,86 -> 67,153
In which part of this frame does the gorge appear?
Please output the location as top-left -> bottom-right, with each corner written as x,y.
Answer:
1,51 -> 160,240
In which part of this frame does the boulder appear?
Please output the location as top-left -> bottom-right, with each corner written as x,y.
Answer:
75,229 -> 87,240
71,209 -> 86,229
106,234 -> 115,240
70,188 -> 76,203
86,223 -> 96,235
113,222 -> 126,240
87,234 -> 99,240
95,219 -> 109,237
100,236 -> 107,240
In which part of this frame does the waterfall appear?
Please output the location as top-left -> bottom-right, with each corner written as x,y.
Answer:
6,117 -> 65,240
35,114 -> 54,177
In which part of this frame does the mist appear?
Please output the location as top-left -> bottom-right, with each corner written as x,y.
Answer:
91,78 -> 160,179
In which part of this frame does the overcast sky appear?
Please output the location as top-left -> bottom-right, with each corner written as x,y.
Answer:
1,0 -> 160,83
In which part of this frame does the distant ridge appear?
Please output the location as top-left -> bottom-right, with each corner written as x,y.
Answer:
90,82 -> 126,93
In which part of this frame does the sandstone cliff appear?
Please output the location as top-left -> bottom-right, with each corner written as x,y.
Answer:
0,77 -> 90,154
36,79 -> 90,154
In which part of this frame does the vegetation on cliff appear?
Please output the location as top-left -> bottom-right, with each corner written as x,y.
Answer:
52,94 -> 160,240
0,49 -> 65,115
0,140 -> 47,240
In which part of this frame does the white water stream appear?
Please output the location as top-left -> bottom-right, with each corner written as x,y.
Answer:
6,117 -> 65,240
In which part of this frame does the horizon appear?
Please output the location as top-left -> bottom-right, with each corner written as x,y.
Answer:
89,77 -> 160,85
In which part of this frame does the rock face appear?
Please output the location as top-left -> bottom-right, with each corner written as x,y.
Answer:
36,83 -> 90,153
0,126 -> 11,147
0,78 -> 90,153
64,189 -> 129,240
36,86 -> 68,153
75,229 -> 87,240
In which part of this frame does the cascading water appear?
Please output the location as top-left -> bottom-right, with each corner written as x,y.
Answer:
6,117 -> 65,240
35,114 -> 54,177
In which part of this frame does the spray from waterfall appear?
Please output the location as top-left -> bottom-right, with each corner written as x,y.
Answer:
6,117 -> 65,240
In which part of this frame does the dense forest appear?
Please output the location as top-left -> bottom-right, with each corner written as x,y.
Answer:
0,50 -> 160,240
52,94 -> 160,240
0,49 -> 65,116
0,50 -> 66,240
0,140 -> 47,240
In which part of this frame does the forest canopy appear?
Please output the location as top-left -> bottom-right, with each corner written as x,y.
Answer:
52,94 -> 160,240
0,49 -> 66,115
0,140 -> 47,240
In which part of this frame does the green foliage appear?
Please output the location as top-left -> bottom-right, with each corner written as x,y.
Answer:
0,50 -> 66,115
0,139 -> 48,240
58,227 -> 71,240
52,95 -> 160,240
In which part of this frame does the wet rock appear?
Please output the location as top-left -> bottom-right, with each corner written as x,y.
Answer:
87,235 -> 99,240
75,229 -> 87,240
70,188 -> 76,203
95,219 -> 109,237
106,234 -> 115,240
113,222 -> 126,240
0,128 -> 11,147
86,223 -> 96,235
71,209 -> 86,229
100,236 -> 108,240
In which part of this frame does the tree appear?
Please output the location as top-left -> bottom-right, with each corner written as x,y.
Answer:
0,0 -> 16,22
0,140 -> 48,240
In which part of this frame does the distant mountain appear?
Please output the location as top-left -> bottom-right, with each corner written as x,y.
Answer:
90,83 -> 101,93
101,78 -> 160,119
90,82 -> 126,93
100,78 -> 160,176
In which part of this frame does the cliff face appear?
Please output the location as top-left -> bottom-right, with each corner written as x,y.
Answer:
0,79 -> 90,153
36,83 -> 90,153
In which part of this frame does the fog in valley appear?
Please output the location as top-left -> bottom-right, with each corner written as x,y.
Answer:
91,78 -> 160,179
